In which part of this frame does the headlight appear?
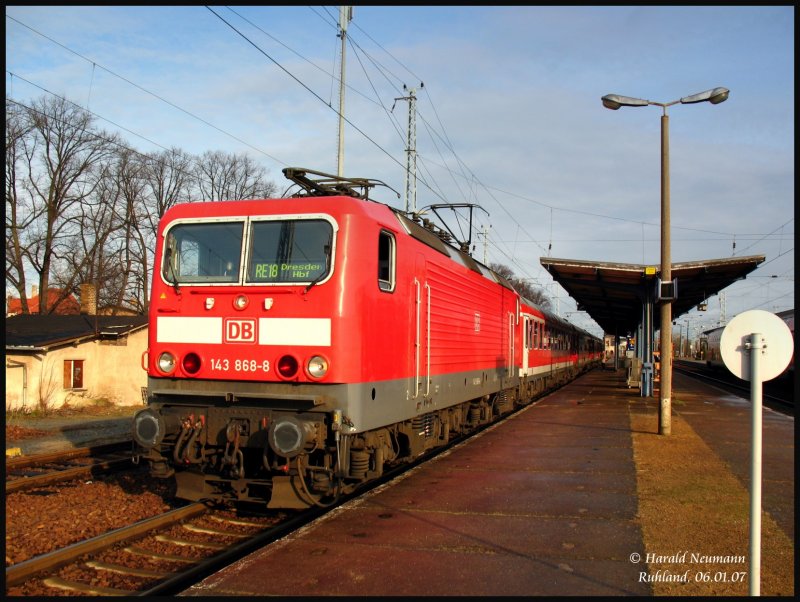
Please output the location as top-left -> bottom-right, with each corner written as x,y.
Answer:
306,355 -> 329,379
158,352 -> 176,374
268,416 -> 316,458
133,408 -> 165,447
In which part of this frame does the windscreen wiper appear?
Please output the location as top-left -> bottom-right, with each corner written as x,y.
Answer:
304,244 -> 331,294
164,247 -> 181,295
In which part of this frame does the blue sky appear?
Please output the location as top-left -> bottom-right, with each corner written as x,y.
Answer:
6,5 -> 794,337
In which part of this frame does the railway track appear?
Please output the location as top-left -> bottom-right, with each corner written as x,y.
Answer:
673,359 -> 793,414
5,441 -> 139,493
4,500 -> 321,596
6,432 -> 471,598
7,431 -> 462,598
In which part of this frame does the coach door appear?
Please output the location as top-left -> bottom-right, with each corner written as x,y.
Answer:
507,311 -> 515,378
412,255 -> 430,400
522,315 -> 531,375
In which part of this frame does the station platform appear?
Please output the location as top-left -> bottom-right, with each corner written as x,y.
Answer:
5,413 -> 134,457
182,367 -> 794,597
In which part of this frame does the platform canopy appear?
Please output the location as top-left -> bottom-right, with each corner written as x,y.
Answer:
540,255 -> 765,336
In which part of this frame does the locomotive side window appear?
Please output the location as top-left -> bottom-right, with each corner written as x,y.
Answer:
378,230 -> 396,292
247,219 -> 332,284
163,222 -> 244,283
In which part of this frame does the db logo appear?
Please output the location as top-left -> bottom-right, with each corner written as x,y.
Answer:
224,318 -> 257,343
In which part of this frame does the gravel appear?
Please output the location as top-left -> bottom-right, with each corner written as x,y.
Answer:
5,469 -> 177,567
5,405 -> 180,596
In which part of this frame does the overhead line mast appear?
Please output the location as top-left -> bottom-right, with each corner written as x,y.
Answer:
395,83 -> 422,213
336,6 -> 352,178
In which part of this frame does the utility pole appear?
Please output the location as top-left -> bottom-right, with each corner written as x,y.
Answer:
549,282 -> 561,317
395,83 -> 422,213
336,6 -> 352,178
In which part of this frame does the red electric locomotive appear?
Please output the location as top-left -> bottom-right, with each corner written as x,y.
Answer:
133,168 -> 602,508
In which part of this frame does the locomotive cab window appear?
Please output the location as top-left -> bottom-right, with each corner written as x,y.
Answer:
163,221 -> 244,284
378,230 -> 396,292
247,219 -> 333,284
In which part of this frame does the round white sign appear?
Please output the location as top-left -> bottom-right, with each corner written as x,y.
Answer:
720,310 -> 793,381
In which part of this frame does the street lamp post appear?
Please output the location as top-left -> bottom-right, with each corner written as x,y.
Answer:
684,320 -> 691,358
602,87 -> 729,436
676,319 -> 690,358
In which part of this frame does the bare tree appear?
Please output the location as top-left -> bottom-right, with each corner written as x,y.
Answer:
194,150 -> 277,201
108,149 -> 149,313
8,96 -> 118,314
50,162 -> 123,311
51,151 -> 140,314
6,95 -> 281,316
141,147 -> 196,218
130,147 -> 197,312
5,100 -> 35,313
490,263 -> 552,310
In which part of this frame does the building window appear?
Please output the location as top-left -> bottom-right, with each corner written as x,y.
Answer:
64,359 -> 84,389
378,230 -> 396,292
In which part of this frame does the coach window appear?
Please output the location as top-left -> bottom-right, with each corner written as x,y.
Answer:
64,359 -> 84,390
378,230 -> 396,292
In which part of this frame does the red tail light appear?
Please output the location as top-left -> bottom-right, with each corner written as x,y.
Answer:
182,352 -> 201,375
277,354 -> 299,379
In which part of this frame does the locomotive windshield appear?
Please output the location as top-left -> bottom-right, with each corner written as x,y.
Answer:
247,219 -> 331,284
163,222 -> 244,283
162,218 -> 333,285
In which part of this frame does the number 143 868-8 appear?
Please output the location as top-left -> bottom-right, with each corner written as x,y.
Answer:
210,358 -> 270,373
